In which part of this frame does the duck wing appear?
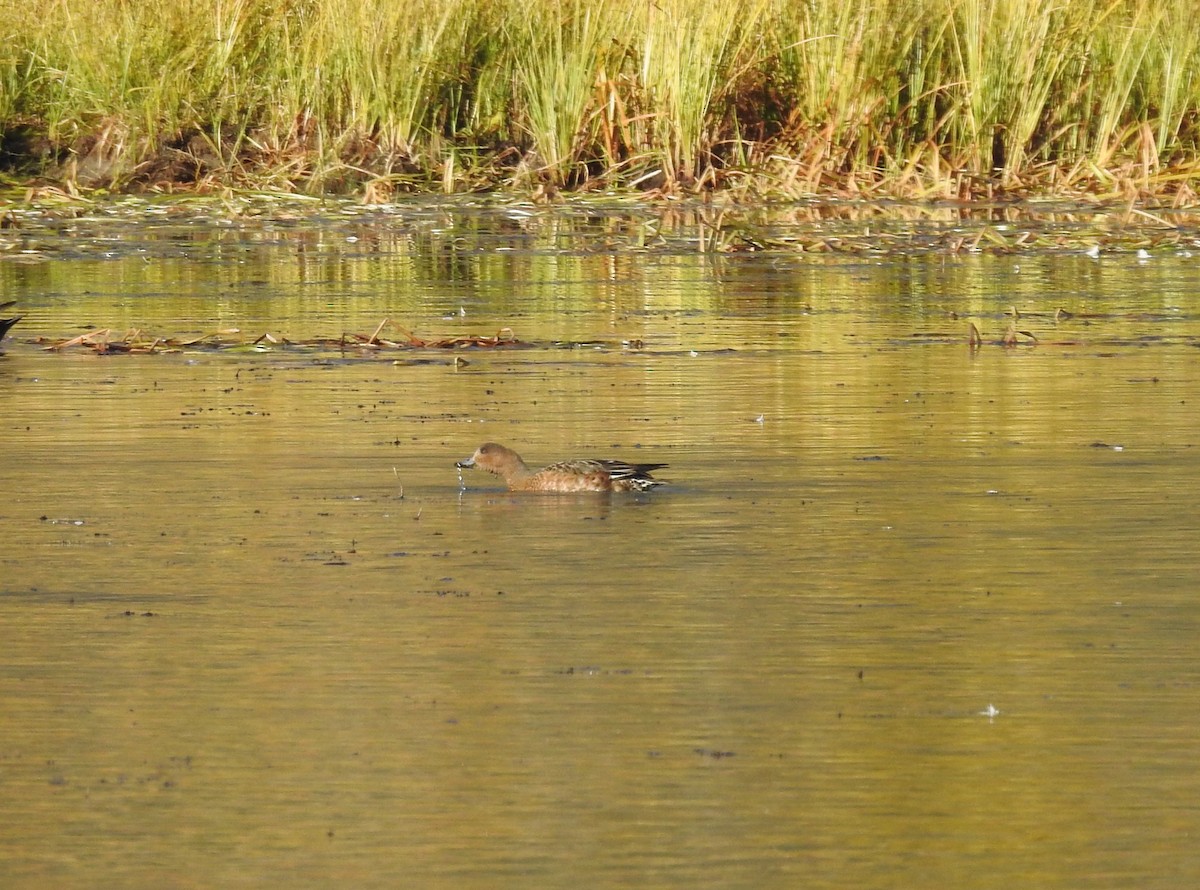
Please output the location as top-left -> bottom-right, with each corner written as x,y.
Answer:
543,458 -> 666,481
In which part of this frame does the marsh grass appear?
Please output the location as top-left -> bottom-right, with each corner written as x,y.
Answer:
1,0 -> 1199,198
507,1 -> 623,185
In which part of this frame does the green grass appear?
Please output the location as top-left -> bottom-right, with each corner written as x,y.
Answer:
1,0 -> 1198,197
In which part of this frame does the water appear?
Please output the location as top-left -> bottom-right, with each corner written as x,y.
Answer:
2,199 -> 1199,888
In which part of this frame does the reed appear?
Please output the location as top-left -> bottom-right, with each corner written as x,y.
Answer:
506,0 -> 623,185
631,0 -> 768,185
1,0 -> 1197,197
944,0 -> 1078,177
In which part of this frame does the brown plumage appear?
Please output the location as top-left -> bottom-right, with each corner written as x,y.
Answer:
456,442 -> 667,492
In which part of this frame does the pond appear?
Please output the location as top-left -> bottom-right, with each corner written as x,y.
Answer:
1,197 -> 1199,888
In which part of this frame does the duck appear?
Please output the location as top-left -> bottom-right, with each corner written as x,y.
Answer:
456,442 -> 667,492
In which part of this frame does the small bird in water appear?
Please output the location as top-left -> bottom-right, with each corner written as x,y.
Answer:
457,442 -> 667,492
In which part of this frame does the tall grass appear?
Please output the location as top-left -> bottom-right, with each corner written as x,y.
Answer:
1,0 -> 1198,196
507,0 -> 622,184
771,0 -> 932,185
945,0 -> 1078,177
633,0 -> 768,184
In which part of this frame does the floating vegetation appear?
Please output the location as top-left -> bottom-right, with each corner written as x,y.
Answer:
1,191 -> 1198,260
1001,323 -> 1040,347
33,320 -> 525,355
27,310 -> 1197,358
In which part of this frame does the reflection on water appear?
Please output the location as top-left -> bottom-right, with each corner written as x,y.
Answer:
2,205 -> 1199,889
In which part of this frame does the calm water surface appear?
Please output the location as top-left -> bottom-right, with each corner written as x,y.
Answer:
1,200 -> 1199,888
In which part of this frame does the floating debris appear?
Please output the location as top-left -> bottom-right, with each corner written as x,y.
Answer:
1002,322 -> 1039,346
33,319 -> 525,355
694,748 -> 736,759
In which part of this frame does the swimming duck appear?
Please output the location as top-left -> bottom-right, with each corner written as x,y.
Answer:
457,442 -> 667,492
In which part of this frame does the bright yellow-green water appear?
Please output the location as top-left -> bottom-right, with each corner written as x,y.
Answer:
1,202 -> 1199,888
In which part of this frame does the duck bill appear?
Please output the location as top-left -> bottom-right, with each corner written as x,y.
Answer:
455,457 -> 476,469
